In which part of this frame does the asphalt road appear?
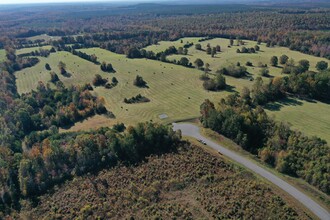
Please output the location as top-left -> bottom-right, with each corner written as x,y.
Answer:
172,123 -> 330,220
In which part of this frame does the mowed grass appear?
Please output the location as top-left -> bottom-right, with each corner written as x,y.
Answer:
14,38 -> 330,141
16,45 -> 53,55
144,37 -> 202,54
15,51 -> 110,94
25,34 -> 61,43
265,98 -> 330,143
146,37 -> 330,142
166,38 -> 329,78
0,49 -> 6,62
15,47 -> 232,129
78,48 -> 232,126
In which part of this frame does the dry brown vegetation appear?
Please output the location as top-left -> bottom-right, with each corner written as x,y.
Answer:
22,145 -> 310,219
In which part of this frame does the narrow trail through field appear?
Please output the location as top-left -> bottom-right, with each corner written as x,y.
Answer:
172,123 -> 330,220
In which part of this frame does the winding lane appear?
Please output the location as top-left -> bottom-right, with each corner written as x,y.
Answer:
172,123 -> 330,220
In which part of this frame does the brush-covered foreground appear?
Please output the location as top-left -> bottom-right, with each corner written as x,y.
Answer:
21,145 -> 309,219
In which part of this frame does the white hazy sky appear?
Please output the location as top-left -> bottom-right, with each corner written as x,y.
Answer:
0,0 -> 149,4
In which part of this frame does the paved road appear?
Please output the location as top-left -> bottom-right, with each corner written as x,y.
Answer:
172,123 -> 330,220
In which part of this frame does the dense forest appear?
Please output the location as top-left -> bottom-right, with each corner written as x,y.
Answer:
0,4 -> 329,58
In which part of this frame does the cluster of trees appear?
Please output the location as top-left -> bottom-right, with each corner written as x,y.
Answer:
15,122 -> 181,202
217,64 -> 247,78
100,62 -> 115,73
249,70 -> 330,105
237,46 -> 259,54
124,94 -> 150,104
17,48 -> 53,58
71,49 -> 99,64
200,96 -> 329,194
133,75 -> 148,88
92,74 -> 108,86
202,73 -> 227,91
0,47 -> 40,73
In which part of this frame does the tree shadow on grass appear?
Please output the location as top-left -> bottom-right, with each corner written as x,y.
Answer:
225,84 -> 236,93
265,97 -> 303,112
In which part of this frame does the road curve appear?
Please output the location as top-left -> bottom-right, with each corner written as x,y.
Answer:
172,123 -> 330,220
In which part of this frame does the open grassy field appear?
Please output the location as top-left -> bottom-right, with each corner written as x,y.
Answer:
265,98 -> 330,143
166,38 -> 329,78
14,38 -> 330,141
25,34 -> 61,42
16,45 -> 53,55
144,37 -> 202,53
15,50 -> 110,94
0,49 -> 5,62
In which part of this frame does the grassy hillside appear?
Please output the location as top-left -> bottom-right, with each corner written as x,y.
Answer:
24,145 -> 310,219
15,51 -> 109,94
144,37 -> 202,53
14,38 -> 330,142
0,49 -> 5,62
166,38 -> 328,78
16,45 -> 53,55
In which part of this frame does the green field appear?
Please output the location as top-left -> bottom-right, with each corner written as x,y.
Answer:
16,45 -> 53,55
265,98 -> 330,143
166,38 -> 328,78
144,37 -> 202,53
14,38 -> 330,141
0,49 -> 5,62
25,34 -> 61,43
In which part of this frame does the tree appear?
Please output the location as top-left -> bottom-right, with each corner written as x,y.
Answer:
215,73 -> 226,90
298,59 -> 310,73
280,55 -> 289,65
216,45 -> 221,52
230,38 -> 234,46
195,44 -> 202,50
316,61 -> 328,71
206,47 -> 212,55
178,47 -> 183,54
58,61 -> 67,75
133,75 -> 147,87
205,63 -> 210,73
45,63 -> 51,71
183,48 -> 188,55
50,72 -> 59,83
112,77 -> 118,84
211,47 -> 217,57
194,58 -> 204,69
260,68 -> 270,77
179,57 -> 189,66
254,45 -> 260,51
127,47 -> 142,58
93,74 -> 107,86
270,56 -> 278,66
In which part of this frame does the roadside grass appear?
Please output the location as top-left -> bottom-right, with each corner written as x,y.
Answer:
194,124 -> 330,211
185,136 -> 319,219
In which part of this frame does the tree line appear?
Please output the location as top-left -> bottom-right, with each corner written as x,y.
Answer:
200,95 -> 329,194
